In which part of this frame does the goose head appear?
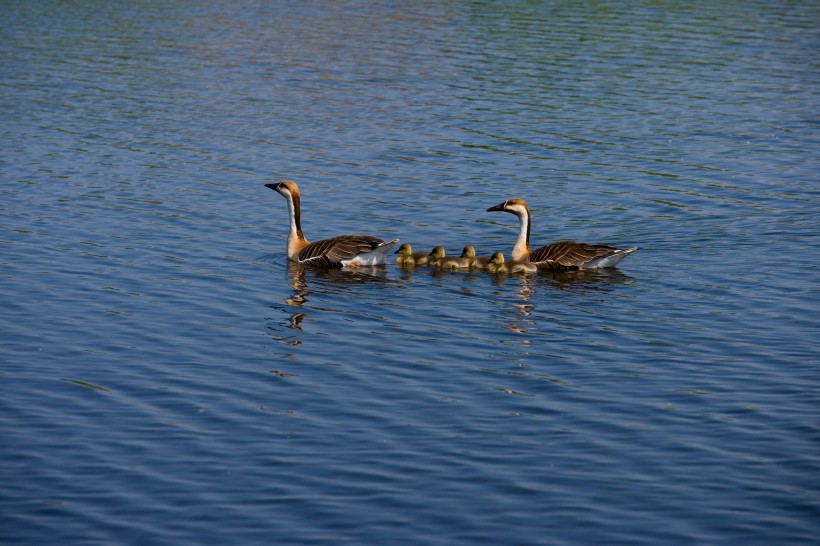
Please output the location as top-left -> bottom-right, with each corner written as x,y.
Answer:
460,245 -> 476,259
429,246 -> 446,259
486,198 -> 529,216
265,180 -> 300,200
395,243 -> 413,256
489,251 -> 505,265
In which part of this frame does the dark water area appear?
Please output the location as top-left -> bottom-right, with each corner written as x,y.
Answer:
2,1 -> 819,544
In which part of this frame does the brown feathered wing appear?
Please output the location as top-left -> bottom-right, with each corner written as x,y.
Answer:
529,241 -> 620,270
296,235 -> 387,267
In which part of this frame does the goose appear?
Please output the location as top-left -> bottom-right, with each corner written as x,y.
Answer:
265,180 -> 398,267
486,198 -> 636,270
395,243 -> 429,266
461,245 -> 491,270
427,246 -> 447,268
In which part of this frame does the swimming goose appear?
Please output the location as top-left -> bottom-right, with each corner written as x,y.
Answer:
265,180 -> 398,267
395,243 -> 429,266
427,246 -> 447,268
486,198 -> 636,270
461,245 -> 491,270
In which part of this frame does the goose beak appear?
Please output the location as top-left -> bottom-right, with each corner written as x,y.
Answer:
264,183 -> 282,191
486,202 -> 506,212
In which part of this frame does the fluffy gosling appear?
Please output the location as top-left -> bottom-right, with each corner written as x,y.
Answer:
395,243 -> 429,266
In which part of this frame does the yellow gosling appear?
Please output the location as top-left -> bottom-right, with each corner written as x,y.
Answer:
508,260 -> 538,274
486,252 -> 509,274
427,246 -> 446,268
461,245 -> 490,270
395,243 -> 429,266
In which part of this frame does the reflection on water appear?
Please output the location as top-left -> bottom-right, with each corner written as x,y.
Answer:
286,261 -> 391,288
534,268 -> 635,292
284,260 -> 392,308
274,260 -> 396,337
265,255 -> 637,345
288,312 -> 307,331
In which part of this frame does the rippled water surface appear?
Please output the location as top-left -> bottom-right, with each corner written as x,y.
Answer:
2,1 -> 819,544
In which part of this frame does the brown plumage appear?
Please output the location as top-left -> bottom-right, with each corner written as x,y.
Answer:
294,234 -> 392,268
486,198 -> 636,270
265,180 -> 398,267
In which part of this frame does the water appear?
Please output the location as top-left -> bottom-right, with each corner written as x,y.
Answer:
2,1 -> 819,544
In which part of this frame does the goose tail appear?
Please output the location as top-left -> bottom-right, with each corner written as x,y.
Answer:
343,239 -> 399,267
581,247 -> 637,269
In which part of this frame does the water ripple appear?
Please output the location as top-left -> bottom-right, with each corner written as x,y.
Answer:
2,1 -> 819,544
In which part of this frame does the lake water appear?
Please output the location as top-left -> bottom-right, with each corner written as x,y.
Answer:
2,1 -> 819,544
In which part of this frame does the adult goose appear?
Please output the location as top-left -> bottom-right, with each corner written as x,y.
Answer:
486,198 -> 636,270
265,180 -> 398,267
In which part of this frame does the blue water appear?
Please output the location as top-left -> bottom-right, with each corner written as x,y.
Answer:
2,1 -> 819,544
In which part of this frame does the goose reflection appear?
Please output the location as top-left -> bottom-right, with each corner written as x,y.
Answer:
500,274 -> 537,337
492,267 -> 634,337
283,260 -> 392,320
268,261 -> 395,349
286,260 -> 391,292
538,267 -> 634,292
285,263 -> 311,307
488,265 -> 634,292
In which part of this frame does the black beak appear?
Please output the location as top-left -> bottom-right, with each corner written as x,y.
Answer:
264,183 -> 281,191
486,202 -> 506,212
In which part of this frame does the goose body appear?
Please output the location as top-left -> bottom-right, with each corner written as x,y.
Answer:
486,252 -> 508,274
461,245 -> 491,270
508,260 -> 538,274
435,246 -> 474,270
436,257 -> 463,270
485,251 -> 538,274
486,198 -> 636,270
427,246 -> 447,268
266,180 -> 398,267
395,243 -> 429,266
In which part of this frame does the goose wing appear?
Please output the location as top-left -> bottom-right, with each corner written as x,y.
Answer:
297,235 -> 387,267
529,241 -> 620,269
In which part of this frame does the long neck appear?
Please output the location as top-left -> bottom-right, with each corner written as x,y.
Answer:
285,192 -> 309,259
511,207 -> 531,261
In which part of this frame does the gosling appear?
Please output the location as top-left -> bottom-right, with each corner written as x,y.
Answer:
486,252 -> 539,274
461,245 -> 491,270
395,243 -> 429,266
486,252 -> 508,274
427,246 -> 447,268
434,246 -> 474,270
